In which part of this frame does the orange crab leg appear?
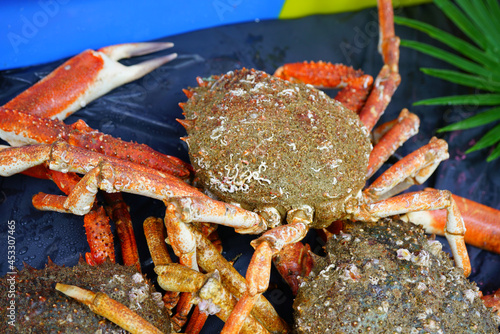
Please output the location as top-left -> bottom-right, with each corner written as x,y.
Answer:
223,220 -> 309,334
358,0 -> 401,132
367,108 -> 420,178
155,265 -> 270,334
482,288 -> 500,317
274,61 -> 373,112
32,190 -> 116,266
0,108 -> 190,178
83,207 -> 116,265
365,137 -> 449,201
273,242 -> 314,296
191,227 -> 289,334
103,192 -> 140,270
144,216 -> 196,333
27,166 -> 137,268
143,217 -> 181,313
55,283 -> 164,334
3,43 -> 176,120
404,190 -> 500,254
22,164 -> 117,266
185,306 -> 209,334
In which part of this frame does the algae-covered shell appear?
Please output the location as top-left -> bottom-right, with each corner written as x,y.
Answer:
294,218 -> 499,333
182,68 -> 371,226
0,260 -> 171,334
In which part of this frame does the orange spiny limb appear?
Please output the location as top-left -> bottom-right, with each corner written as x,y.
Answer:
274,61 -> 373,89
191,227 -> 290,334
367,109 -> 420,178
103,192 -> 140,271
273,242 -> 314,296
84,207 -> 116,265
273,61 -> 373,113
358,64 -> 400,132
28,166 -> 116,265
405,189 -> 500,254
334,85 -> 372,113
171,292 -> 194,332
55,283 -> 164,334
358,0 -> 401,132
0,107 -> 191,178
481,289 -> 500,317
184,306 -> 209,334
143,217 -> 180,313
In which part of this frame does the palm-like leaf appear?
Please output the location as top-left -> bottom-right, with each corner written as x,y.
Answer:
395,0 -> 500,161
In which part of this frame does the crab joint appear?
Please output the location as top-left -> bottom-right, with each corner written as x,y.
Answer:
55,283 -> 164,334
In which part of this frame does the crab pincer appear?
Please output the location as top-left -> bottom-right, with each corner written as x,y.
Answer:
3,42 -> 177,120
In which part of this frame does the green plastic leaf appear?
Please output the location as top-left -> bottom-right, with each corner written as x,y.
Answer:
434,0 -> 487,49
414,94 -> 500,106
394,16 -> 499,69
420,68 -> 500,92
400,40 -> 492,78
455,0 -> 500,52
487,142 -> 500,161
465,122 -> 500,153
397,1 -> 500,162
438,107 -> 500,131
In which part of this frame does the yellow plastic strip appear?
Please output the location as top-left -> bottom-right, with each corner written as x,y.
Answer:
279,0 -> 432,19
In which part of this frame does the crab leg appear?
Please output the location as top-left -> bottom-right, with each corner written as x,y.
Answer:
103,192 -> 140,270
185,306 -> 209,334
482,288 -> 500,317
144,216 -> 207,332
273,242 -> 314,296
274,61 -> 373,112
144,217 -> 181,312
0,108 -> 190,178
367,108 -> 420,178
357,189 -> 470,276
3,42 -> 176,120
191,227 -> 290,334
364,137 -> 449,201
155,265 -> 270,334
358,0 -> 401,132
55,283 -> 164,334
222,215 -> 310,334
26,168 -> 117,266
404,190 -> 500,254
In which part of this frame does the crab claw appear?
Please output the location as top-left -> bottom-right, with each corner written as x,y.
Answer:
4,42 -> 177,120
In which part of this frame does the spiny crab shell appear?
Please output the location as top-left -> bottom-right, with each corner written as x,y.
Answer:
182,68 -> 372,227
294,218 -> 500,333
0,260 -> 171,334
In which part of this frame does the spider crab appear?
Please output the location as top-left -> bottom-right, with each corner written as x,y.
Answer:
1,0 -> 500,333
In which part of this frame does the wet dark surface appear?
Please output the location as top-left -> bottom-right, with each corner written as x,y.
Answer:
1,3 -> 499,332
